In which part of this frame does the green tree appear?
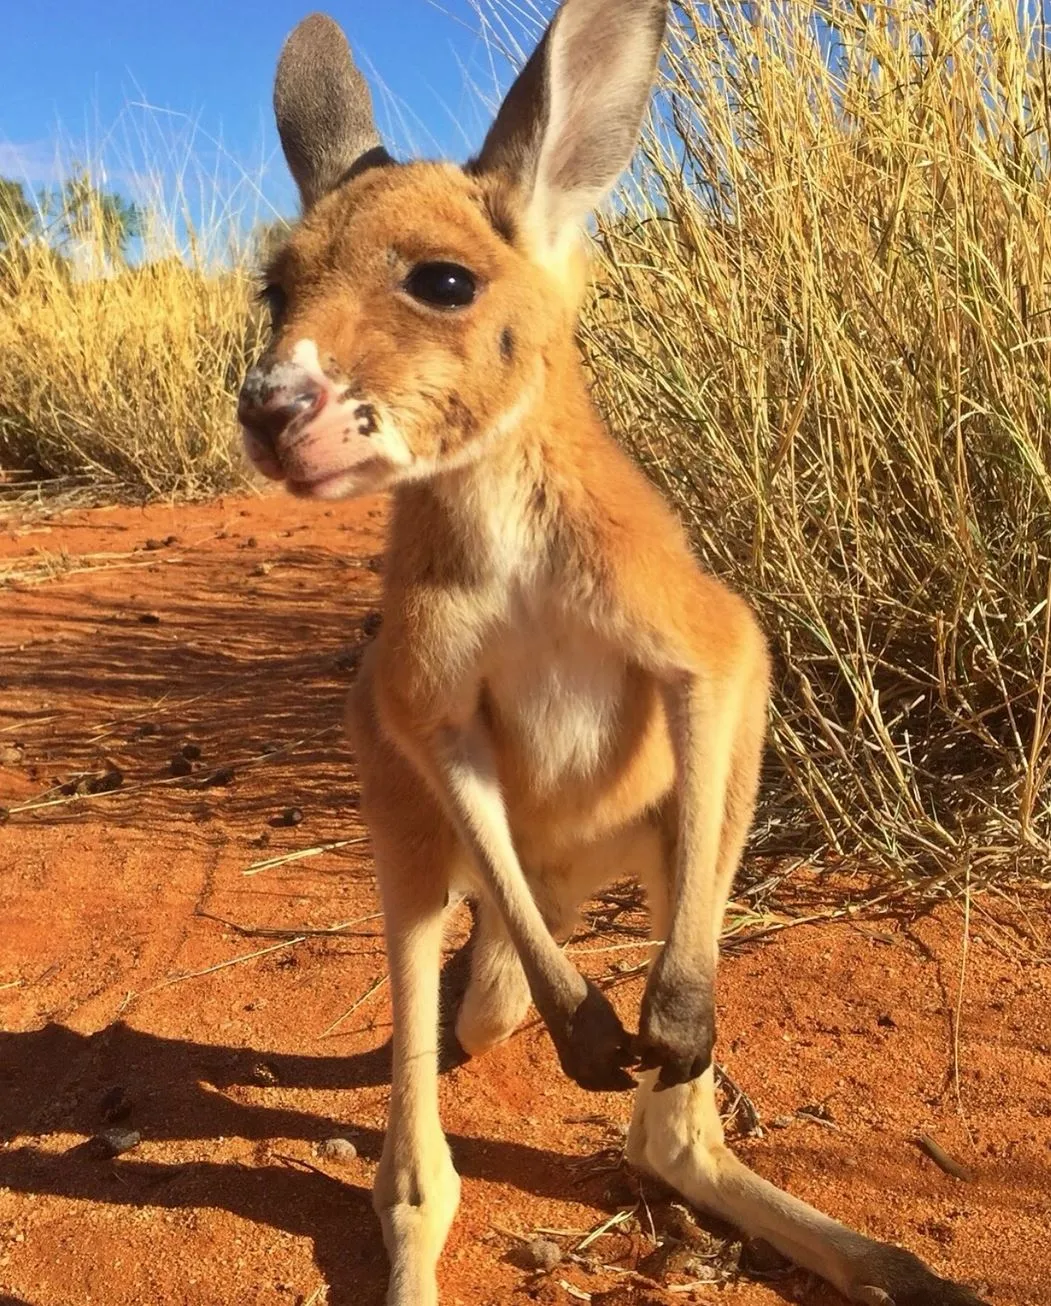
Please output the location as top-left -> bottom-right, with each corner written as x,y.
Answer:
0,178 -> 34,248
49,167 -> 143,264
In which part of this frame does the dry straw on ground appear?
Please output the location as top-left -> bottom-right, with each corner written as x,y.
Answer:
2,0 -> 1049,885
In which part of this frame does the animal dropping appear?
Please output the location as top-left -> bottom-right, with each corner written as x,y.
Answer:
237,5 -> 988,1305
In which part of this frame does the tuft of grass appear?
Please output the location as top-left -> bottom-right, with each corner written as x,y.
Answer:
583,0 -> 1051,879
0,184 -> 269,499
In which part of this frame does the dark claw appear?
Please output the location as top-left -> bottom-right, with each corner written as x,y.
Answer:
637,966 -> 715,1089
548,980 -> 637,1093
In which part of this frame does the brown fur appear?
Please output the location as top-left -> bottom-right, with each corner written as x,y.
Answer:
236,9 -> 987,1306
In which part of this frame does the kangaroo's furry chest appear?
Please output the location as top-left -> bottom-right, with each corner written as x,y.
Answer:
474,585 -> 675,852
480,603 -> 627,795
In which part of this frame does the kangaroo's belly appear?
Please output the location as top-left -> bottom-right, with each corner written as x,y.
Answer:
481,626 -> 676,858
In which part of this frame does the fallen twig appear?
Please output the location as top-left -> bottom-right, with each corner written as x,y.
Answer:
195,909 -> 382,939
242,837 -> 368,876
915,1133 -> 973,1181
318,973 -> 389,1038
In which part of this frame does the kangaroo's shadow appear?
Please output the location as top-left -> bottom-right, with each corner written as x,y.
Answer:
0,944 -> 608,1305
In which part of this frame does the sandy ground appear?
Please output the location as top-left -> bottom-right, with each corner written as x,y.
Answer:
1,492 -> 1049,1306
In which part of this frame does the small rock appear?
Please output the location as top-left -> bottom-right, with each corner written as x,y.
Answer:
143,538 -> 164,551
181,743 -> 202,761
518,1238 -> 563,1273
201,766 -> 235,787
770,1114 -> 795,1129
877,1012 -> 896,1028
270,807 -> 303,828
740,1237 -> 789,1274
251,562 -> 272,577
94,1128 -> 141,1157
259,740 -> 281,755
250,1062 -> 279,1086
681,1261 -> 719,1282
138,612 -> 162,624
244,536 -> 258,549
361,610 -> 383,638
317,1137 -> 357,1162
334,646 -> 363,674
663,1203 -> 703,1243
81,769 -> 124,795
0,744 -> 25,766
100,1086 -> 133,1123
169,753 -> 194,778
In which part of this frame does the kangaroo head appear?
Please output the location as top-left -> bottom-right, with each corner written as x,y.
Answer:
238,2 -> 666,500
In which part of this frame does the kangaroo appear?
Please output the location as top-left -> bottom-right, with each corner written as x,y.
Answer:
237,6 -> 986,1304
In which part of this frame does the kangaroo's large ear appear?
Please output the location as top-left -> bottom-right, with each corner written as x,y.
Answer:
274,12 -> 391,210
471,0 -> 665,257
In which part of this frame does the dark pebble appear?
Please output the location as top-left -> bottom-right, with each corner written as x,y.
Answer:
88,769 -> 124,794
361,610 -> 383,638
169,754 -> 194,777
516,1239 -> 562,1273
180,743 -> 202,761
270,807 -> 303,828
95,1128 -> 141,1157
138,612 -> 161,625
202,766 -> 235,787
334,646 -> 363,673
740,1237 -> 790,1274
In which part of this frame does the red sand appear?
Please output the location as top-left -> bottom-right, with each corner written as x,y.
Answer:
1,493 -> 1048,1306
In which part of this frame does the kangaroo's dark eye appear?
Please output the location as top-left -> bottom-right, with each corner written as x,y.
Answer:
404,262 -> 478,309
258,283 -> 287,326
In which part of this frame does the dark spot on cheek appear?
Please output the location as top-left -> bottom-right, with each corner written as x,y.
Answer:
437,393 -> 477,456
500,326 -> 515,363
354,404 -> 377,436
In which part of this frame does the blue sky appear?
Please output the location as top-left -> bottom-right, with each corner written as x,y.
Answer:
0,1 -> 546,232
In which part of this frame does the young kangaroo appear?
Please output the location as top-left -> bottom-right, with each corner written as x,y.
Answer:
238,6 -> 985,1305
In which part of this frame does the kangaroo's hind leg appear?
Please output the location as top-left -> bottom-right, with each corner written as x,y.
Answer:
454,895 -> 533,1057
627,732 -> 987,1305
348,674 -> 464,1306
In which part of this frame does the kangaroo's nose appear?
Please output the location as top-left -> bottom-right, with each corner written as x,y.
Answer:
238,363 -> 326,447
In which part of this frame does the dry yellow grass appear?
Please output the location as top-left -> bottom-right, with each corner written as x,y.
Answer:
2,0 -> 1049,883
0,197 -> 266,498
584,0 -> 1051,879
